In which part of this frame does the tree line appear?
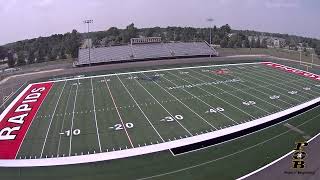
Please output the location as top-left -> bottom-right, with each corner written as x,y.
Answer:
1,23 -> 320,67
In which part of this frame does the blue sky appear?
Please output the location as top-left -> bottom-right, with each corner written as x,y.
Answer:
0,0 -> 319,45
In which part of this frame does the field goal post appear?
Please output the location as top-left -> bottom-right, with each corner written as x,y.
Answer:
299,50 -> 315,72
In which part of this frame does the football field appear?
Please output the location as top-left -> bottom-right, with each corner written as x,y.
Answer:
1,61 -> 320,165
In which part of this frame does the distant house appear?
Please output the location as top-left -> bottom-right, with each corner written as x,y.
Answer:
273,39 -> 280,48
265,37 -> 286,48
227,33 -> 236,38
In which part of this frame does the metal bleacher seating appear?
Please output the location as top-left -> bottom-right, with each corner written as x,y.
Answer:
77,40 -> 218,66
132,43 -> 172,59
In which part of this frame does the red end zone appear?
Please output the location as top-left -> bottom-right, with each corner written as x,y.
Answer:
0,82 -> 53,159
261,62 -> 320,81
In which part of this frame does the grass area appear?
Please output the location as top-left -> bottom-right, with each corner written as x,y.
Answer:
17,62 -> 320,159
1,95 -> 320,180
1,61 -> 320,179
218,48 -> 320,65
17,58 -> 74,70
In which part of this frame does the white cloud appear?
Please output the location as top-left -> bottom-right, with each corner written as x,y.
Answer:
0,0 -> 17,13
265,0 -> 300,8
34,0 -> 53,8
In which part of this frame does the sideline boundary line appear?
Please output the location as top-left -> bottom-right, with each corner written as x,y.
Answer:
236,131 -> 320,180
0,84 -> 32,122
15,83 -> 54,159
0,81 -> 27,115
31,62 -> 263,85
136,111 -> 320,180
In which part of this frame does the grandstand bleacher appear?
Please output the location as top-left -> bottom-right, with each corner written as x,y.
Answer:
76,38 -> 218,66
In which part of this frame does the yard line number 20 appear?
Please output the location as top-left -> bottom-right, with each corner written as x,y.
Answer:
112,123 -> 134,131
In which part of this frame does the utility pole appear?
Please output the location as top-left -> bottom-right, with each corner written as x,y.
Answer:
207,18 -> 214,58
84,19 -> 93,66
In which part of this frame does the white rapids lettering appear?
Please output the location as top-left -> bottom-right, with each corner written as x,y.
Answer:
0,87 -> 45,141
265,62 -> 320,81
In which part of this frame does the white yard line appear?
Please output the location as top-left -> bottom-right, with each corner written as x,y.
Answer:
237,130 -> 320,180
90,78 -> 102,153
117,75 -> 165,142
252,65 -> 320,96
143,72 -> 218,130
69,80 -> 79,156
40,81 -> 67,158
202,69 -> 286,110
185,70 -> 255,118
163,71 -> 237,125
133,75 -> 193,136
104,76 -> 134,148
14,83 -> 53,159
189,69 -> 271,114
196,68 -> 283,111
230,68 -> 299,105
1,95 -> 320,167
57,83 -> 73,156
136,131 -> 289,180
181,73 -> 256,119
244,66 -> 312,100
30,62 -> 263,85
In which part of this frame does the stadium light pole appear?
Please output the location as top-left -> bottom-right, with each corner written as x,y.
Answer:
84,19 -> 93,66
207,18 -> 214,57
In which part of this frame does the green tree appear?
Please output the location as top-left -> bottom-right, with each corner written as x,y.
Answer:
243,38 -> 250,48
17,51 -> 26,66
315,44 -> 320,56
220,37 -> 229,48
220,24 -> 231,35
261,38 -> 268,48
107,27 -> 120,36
48,48 -> 58,61
213,35 -> 221,44
60,47 -> 67,59
37,48 -> 46,62
0,46 -> 7,59
28,51 -> 35,64
65,29 -> 81,58
228,34 -> 238,48
250,38 -> 256,48
255,37 -> 261,48
7,51 -> 15,67
122,23 -> 138,43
